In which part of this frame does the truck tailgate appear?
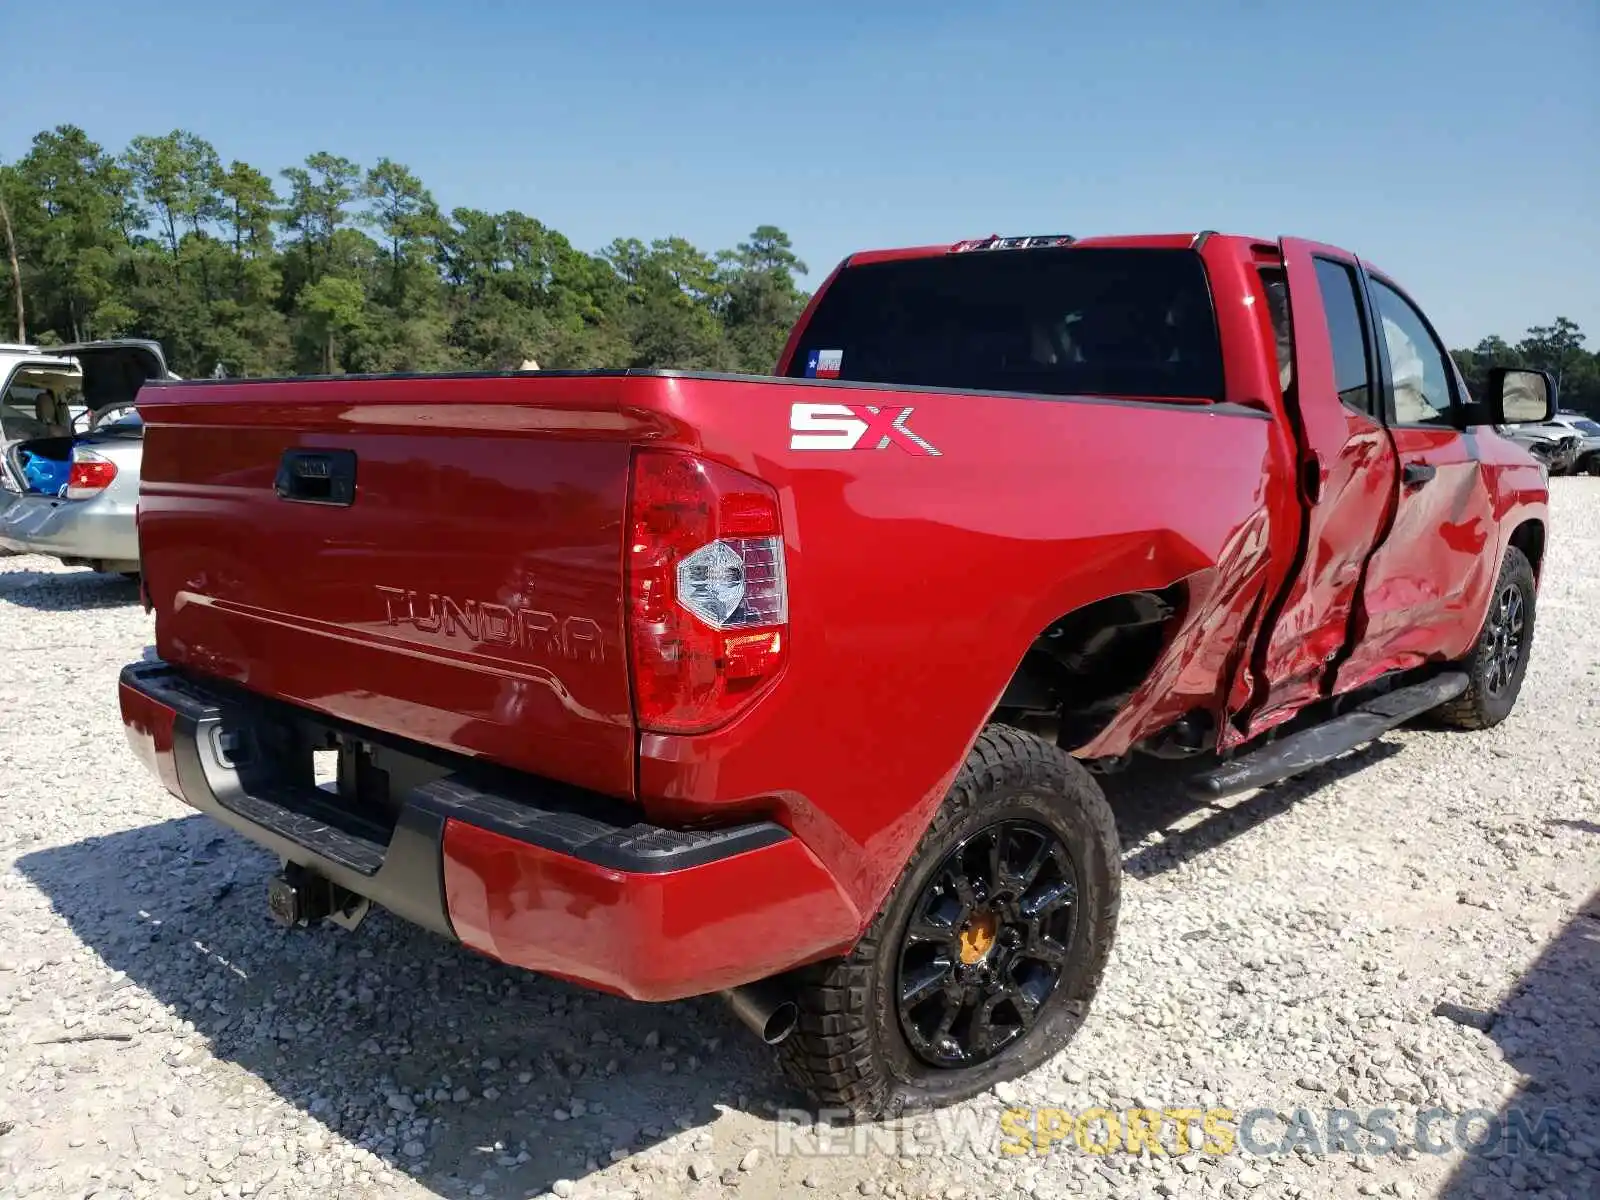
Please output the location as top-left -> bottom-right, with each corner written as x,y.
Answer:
135,375 -> 644,798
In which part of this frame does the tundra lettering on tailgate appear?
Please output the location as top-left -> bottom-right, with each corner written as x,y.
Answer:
375,585 -> 603,662
788,402 -> 941,456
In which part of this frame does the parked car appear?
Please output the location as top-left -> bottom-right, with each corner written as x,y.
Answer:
118,231 -> 1553,1116
0,339 -> 170,575
1497,414 -> 1586,474
1543,433 -> 1583,474
1548,410 -> 1600,474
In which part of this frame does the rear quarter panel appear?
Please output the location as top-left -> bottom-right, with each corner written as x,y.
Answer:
628,375 -> 1284,917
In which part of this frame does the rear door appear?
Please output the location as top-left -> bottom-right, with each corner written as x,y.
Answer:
1329,269 -> 1496,691
1245,239 -> 1398,733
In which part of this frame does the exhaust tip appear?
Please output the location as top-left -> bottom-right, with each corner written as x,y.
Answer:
760,1001 -> 798,1045
721,982 -> 799,1046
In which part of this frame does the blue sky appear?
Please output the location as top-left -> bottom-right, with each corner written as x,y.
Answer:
3,0 -> 1595,346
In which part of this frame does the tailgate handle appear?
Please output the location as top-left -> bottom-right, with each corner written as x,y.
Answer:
275,449 -> 357,506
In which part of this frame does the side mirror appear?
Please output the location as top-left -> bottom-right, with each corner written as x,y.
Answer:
1484,367 -> 1557,425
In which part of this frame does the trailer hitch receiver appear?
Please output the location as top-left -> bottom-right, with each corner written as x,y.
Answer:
267,863 -> 370,930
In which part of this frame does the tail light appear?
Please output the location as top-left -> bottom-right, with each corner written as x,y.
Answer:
65,448 -> 118,500
628,450 -> 788,734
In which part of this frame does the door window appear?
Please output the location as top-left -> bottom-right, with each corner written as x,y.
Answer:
1258,267 -> 1294,395
1311,259 -> 1374,415
1369,279 -> 1456,427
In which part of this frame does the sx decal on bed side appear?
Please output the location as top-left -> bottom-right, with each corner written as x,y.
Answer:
788,403 -> 942,456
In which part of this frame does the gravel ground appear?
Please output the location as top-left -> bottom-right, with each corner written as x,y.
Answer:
1,481 -> 1597,1200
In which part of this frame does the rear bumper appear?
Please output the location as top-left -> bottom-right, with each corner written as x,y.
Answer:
119,661 -> 859,1001
0,493 -> 139,565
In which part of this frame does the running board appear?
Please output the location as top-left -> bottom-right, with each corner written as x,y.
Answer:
1188,671 -> 1469,800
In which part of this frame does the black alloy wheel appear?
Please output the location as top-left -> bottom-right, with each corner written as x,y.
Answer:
896,819 -> 1078,1068
777,726 -> 1120,1118
1482,582 -> 1527,699
1433,545 -> 1536,731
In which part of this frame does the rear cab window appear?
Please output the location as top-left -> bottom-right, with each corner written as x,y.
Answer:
786,248 -> 1223,402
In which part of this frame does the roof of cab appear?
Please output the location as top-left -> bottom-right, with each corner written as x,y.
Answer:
844,232 -> 1241,269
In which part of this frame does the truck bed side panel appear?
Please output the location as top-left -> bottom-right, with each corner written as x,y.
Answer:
625,375 -> 1282,918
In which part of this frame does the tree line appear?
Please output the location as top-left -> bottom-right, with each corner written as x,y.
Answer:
1450,317 -> 1599,416
0,125 -> 808,379
0,123 -> 1596,416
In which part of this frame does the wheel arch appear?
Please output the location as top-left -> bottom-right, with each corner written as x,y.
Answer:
990,583 -> 1188,753
1507,517 -> 1545,582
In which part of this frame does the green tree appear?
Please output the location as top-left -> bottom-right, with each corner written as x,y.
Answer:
297,275 -> 369,373
123,130 -> 223,259
1453,323 -> 1600,416
4,123 -> 827,383
718,224 -> 808,373
280,152 -> 360,284
1518,317 -> 1587,393
11,125 -> 132,340
1452,335 -> 1521,397
219,161 -> 277,263
0,160 -> 25,341
363,158 -> 441,302
605,236 -> 730,369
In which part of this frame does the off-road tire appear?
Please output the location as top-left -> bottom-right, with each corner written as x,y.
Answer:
777,725 -> 1120,1119
1434,546 -> 1536,730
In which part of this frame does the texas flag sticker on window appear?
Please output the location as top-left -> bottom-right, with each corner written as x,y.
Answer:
804,349 -> 844,379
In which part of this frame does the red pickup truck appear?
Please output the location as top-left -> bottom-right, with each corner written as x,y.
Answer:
119,231 -> 1555,1116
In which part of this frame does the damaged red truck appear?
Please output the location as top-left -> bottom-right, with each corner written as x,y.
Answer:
120,232 -> 1554,1116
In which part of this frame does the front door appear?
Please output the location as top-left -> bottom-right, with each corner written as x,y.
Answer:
1331,270 -> 1497,692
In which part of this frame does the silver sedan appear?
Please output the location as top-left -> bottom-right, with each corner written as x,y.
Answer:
0,408 -> 145,575
0,340 -> 169,577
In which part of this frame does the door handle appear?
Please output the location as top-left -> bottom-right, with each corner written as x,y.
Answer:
1402,461 -> 1436,487
275,449 -> 357,506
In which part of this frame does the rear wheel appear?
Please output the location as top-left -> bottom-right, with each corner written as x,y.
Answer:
1434,546 -> 1536,730
777,726 -> 1120,1118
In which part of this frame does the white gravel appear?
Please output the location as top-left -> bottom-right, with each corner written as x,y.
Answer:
2,481 -> 1598,1200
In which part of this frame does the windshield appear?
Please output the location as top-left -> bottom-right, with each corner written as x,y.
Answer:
786,248 -> 1223,401
1568,418 -> 1600,437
